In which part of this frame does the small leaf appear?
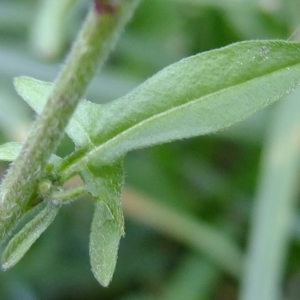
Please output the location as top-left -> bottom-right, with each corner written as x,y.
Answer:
0,142 -> 23,161
0,142 -> 61,166
13,78 -> 50,116
80,162 -> 124,287
14,77 -> 103,147
2,201 -> 60,270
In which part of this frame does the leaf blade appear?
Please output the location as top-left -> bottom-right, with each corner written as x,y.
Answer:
63,40 -> 300,170
14,76 -> 102,147
1,201 -> 59,270
0,142 -> 22,161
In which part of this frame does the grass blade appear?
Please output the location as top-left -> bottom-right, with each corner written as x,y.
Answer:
240,88 -> 300,300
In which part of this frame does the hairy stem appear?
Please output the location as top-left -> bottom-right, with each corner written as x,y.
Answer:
0,0 -> 140,242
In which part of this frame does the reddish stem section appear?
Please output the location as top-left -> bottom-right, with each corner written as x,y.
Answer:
94,0 -> 116,15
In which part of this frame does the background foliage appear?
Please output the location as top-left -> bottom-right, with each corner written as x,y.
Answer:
1,0 -> 300,299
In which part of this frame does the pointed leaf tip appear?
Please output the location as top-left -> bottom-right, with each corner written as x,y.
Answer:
13,76 -> 103,147
14,76 -> 52,115
0,142 -> 23,162
90,201 -> 122,287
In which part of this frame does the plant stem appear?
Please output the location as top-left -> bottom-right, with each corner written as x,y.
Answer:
0,0 -> 140,242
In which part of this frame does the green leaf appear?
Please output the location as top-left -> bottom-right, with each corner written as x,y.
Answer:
13,77 -> 50,116
0,141 -> 61,164
80,162 -> 124,287
0,142 -> 22,161
75,41 -> 300,163
14,77 -> 102,147
1,201 -> 59,270
15,41 -> 300,174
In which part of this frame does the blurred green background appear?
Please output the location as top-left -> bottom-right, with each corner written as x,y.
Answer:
1,0 -> 300,299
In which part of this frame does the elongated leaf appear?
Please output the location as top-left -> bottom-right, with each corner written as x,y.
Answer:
80,162 -> 124,287
71,41 -> 300,167
1,201 -> 59,270
15,41 -> 300,173
0,142 -> 22,161
72,41 -> 300,164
